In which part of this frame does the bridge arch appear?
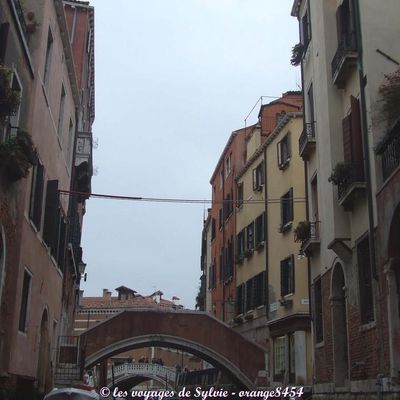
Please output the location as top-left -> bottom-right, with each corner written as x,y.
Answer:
80,309 -> 266,389
109,373 -> 175,392
107,363 -> 176,391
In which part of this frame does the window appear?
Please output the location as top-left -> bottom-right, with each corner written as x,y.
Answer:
314,278 -> 323,343
225,153 -> 231,177
57,85 -> 66,137
208,263 -> 216,290
219,170 -> 223,189
300,9 -> 311,49
253,271 -> 266,308
219,249 -> 223,283
236,284 -> 245,315
277,134 -> 291,169
255,212 -> 265,247
237,182 -> 244,208
223,237 -> 234,282
252,162 -> 264,191
342,96 -> 363,167
236,229 -> 245,260
357,235 -> 374,324
280,188 -> 293,231
307,83 -> 315,126
3,70 -> 22,141
246,222 -> 254,252
281,255 -> 295,297
223,192 -> 233,221
19,269 -> 32,332
274,336 -> 286,380
43,27 -> 54,89
335,0 -> 357,50
29,162 -> 44,231
42,180 -> 67,270
211,218 -> 216,241
218,208 -> 223,230
67,119 -> 74,167
0,226 -> 5,303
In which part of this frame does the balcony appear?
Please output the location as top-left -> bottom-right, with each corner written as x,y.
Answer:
299,122 -> 316,159
376,118 -> 400,182
294,221 -> 320,256
74,131 -> 93,195
337,163 -> 366,211
331,33 -> 358,88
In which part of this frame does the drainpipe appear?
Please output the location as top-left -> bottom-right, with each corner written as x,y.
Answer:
263,145 -> 269,321
353,0 -> 384,394
222,165 -> 225,322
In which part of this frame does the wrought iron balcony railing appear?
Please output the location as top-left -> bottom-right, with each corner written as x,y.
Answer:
299,122 -> 316,158
337,162 -> 365,201
331,32 -> 358,86
376,118 -> 400,182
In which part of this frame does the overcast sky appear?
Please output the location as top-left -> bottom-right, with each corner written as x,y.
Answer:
81,0 -> 300,308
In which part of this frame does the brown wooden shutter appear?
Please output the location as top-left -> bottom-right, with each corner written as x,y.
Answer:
43,180 -> 59,251
342,114 -> 353,163
30,164 -> 44,230
57,218 -> 67,271
350,96 -> 363,164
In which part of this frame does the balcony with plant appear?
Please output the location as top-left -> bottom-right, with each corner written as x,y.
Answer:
329,162 -> 365,211
294,220 -> 320,255
0,130 -> 36,182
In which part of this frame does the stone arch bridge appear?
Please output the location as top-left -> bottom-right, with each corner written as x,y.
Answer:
76,308 -> 267,389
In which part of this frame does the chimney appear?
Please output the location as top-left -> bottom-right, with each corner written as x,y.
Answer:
103,289 -> 111,300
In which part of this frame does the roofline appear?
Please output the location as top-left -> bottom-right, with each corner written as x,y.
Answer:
209,124 -> 257,184
291,0 -> 301,17
55,0 -> 80,109
257,100 -> 302,118
235,112 -> 303,182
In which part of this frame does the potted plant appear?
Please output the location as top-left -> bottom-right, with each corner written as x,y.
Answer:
290,42 -> 304,66
0,130 -> 36,182
294,221 -> 311,243
0,65 -> 21,127
328,162 -> 351,186
377,67 -> 400,127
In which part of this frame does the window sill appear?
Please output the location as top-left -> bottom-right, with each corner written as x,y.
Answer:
278,159 -> 291,170
280,221 -> 293,233
359,320 -> 376,332
315,341 -> 325,349
255,241 -> 265,250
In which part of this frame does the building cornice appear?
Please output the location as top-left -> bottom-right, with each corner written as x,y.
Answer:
291,0 -> 301,17
209,124 -> 256,184
235,112 -> 303,182
54,0 -> 80,109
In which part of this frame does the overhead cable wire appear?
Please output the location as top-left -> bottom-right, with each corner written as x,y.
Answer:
58,189 -> 305,205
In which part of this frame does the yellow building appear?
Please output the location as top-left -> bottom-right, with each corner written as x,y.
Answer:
234,112 -> 312,388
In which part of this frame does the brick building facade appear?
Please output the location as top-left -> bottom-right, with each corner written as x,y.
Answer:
0,0 -> 94,397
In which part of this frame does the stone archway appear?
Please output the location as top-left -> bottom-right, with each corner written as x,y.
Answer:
79,309 -> 267,389
37,309 -> 50,394
331,263 -> 349,387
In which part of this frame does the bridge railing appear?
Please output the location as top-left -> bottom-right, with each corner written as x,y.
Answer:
107,362 -> 176,383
